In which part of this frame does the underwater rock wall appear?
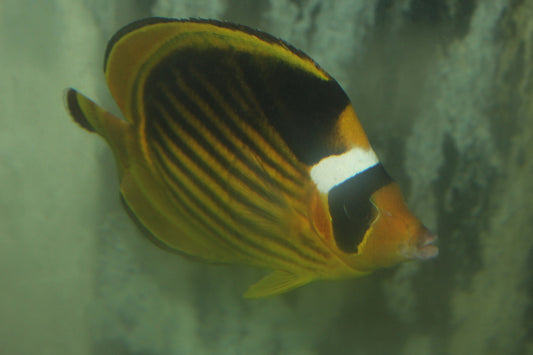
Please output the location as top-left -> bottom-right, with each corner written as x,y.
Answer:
1,0 -> 531,354
79,1 -> 532,354
83,1 -> 533,354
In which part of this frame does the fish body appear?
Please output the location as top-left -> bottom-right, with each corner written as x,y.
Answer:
66,17 -> 437,298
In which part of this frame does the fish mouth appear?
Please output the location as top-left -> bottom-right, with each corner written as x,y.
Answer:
402,228 -> 439,261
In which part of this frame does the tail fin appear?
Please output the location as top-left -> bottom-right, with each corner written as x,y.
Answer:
64,88 -> 131,175
65,88 -> 130,139
65,88 -> 98,133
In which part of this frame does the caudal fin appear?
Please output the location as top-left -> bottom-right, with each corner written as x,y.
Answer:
65,88 -> 99,133
64,88 -> 129,140
64,88 -> 131,176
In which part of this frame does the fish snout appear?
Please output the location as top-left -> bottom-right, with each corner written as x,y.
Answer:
401,227 -> 439,261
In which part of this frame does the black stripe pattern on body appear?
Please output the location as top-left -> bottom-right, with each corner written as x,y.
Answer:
141,47 -> 334,271
144,47 -> 350,166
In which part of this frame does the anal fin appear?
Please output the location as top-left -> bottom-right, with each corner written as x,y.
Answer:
244,270 -> 311,298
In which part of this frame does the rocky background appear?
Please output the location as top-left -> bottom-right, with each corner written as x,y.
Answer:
1,0 -> 532,354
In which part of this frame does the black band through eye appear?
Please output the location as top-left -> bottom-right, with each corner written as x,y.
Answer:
328,164 -> 392,253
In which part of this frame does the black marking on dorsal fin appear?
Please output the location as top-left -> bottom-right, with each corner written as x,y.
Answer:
103,17 -> 327,77
141,42 -> 350,165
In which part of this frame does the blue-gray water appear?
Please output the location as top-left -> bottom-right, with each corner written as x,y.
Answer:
1,1 -> 532,354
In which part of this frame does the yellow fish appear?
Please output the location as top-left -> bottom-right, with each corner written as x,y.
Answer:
65,17 -> 438,298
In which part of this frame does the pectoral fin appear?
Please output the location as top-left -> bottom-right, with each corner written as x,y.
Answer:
244,270 -> 311,298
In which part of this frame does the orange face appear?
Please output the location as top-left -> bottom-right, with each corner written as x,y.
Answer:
343,183 -> 438,272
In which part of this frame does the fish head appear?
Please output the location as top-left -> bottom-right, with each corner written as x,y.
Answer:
347,183 -> 438,271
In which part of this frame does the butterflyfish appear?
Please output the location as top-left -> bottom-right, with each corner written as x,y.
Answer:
65,17 -> 438,298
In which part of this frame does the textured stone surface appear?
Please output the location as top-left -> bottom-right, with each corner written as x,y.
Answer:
1,0 -> 532,354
